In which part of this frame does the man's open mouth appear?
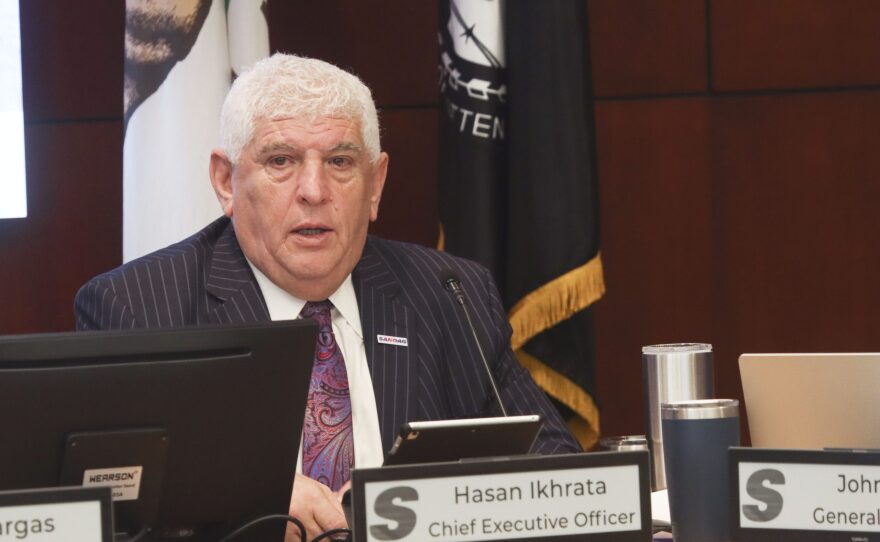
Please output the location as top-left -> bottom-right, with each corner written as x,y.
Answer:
294,228 -> 330,235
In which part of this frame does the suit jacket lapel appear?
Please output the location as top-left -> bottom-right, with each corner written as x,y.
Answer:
353,239 -> 420,453
205,222 -> 270,324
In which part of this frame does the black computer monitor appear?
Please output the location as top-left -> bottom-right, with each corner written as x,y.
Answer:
0,320 -> 317,541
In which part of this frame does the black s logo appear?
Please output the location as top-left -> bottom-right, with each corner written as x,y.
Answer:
742,469 -> 785,522
369,486 -> 419,540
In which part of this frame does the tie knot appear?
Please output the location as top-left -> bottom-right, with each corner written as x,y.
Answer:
301,300 -> 333,320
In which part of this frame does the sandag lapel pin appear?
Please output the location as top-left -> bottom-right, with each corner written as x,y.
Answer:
377,334 -> 408,347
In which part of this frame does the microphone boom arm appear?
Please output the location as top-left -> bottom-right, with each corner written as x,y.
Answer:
443,275 -> 509,417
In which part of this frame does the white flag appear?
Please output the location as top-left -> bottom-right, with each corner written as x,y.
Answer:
123,0 -> 269,262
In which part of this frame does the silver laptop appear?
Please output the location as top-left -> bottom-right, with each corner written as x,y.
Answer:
740,353 -> 880,449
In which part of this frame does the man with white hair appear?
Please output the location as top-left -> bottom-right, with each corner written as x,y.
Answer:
76,53 -> 580,539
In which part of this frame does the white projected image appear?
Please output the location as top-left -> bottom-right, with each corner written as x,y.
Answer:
0,0 -> 26,219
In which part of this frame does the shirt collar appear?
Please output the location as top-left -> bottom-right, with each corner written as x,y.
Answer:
327,274 -> 363,339
245,258 -> 362,339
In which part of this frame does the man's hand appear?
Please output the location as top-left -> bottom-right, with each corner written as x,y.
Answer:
286,473 -> 348,541
335,480 -> 352,502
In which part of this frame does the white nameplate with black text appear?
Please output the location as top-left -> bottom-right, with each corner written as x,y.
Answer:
0,486 -> 113,542
352,452 -> 651,542
731,448 -> 880,541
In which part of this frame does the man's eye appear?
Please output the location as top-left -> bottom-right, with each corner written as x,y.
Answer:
270,156 -> 289,167
329,156 -> 352,168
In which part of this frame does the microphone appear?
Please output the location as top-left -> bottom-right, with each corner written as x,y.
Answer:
440,269 -> 509,416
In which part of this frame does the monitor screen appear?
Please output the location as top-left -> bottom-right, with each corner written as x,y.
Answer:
0,320 -> 317,541
0,0 -> 27,219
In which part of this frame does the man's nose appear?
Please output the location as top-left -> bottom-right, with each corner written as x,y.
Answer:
295,158 -> 328,204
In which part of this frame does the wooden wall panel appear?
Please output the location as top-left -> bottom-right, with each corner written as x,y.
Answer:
593,98 -> 717,436
710,92 -> 880,353
589,0 -> 707,97
712,0 -> 880,91
369,108 -> 438,247
19,0 -> 124,121
268,1 -> 438,108
0,122 -> 122,334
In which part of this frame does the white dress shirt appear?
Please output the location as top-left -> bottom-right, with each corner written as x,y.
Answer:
245,260 -> 385,474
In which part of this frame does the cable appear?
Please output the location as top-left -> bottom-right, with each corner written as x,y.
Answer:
310,528 -> 352,542
114,525 -> 151,542
218,514 -> 306,542
126,526 -> 151,542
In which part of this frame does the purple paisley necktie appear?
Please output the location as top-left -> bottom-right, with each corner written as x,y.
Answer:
300,300 -> 354,491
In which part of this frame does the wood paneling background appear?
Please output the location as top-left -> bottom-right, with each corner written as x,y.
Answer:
3,1 -> 878,443
589,0 -> 707,96
590,0 -> 880,440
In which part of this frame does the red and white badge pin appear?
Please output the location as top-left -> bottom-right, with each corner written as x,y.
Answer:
377,334 -> 408,347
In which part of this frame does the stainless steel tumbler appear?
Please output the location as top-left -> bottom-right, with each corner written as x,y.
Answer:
662,399 -> 740,542
642,343 -> 713,490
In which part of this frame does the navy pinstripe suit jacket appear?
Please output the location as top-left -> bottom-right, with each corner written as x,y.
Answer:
75,217 -> 580,455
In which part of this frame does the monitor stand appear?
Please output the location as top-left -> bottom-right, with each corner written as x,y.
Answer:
60,428 -> 168,537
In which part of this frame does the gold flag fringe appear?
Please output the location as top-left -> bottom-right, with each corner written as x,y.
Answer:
436,222 -> 446,252
509,253 -> 605,350
516,348 -> 601,450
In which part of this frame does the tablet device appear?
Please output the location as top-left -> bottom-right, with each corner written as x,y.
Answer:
383,415 -> 542,466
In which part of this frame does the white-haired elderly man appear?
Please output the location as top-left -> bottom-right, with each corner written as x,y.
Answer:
76,53 -> 580,540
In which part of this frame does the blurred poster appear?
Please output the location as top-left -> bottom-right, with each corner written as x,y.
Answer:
123,0 -> 268,261
0,0 -> 26,219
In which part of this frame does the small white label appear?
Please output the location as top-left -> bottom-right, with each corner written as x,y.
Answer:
82,466 -> 143,501
377,334 -> 408,347
0,500 -> 103,541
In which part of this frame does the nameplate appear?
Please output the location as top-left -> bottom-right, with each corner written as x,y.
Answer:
0,486 -> 113,541
731,447 -> 880,541
352,451 -> 651,542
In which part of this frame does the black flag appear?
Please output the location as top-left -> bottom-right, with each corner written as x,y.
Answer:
438,0 -> 604,448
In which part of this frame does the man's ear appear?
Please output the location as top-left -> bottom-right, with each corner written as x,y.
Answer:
369,152 -> 389,222
209,150 -> 234,217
